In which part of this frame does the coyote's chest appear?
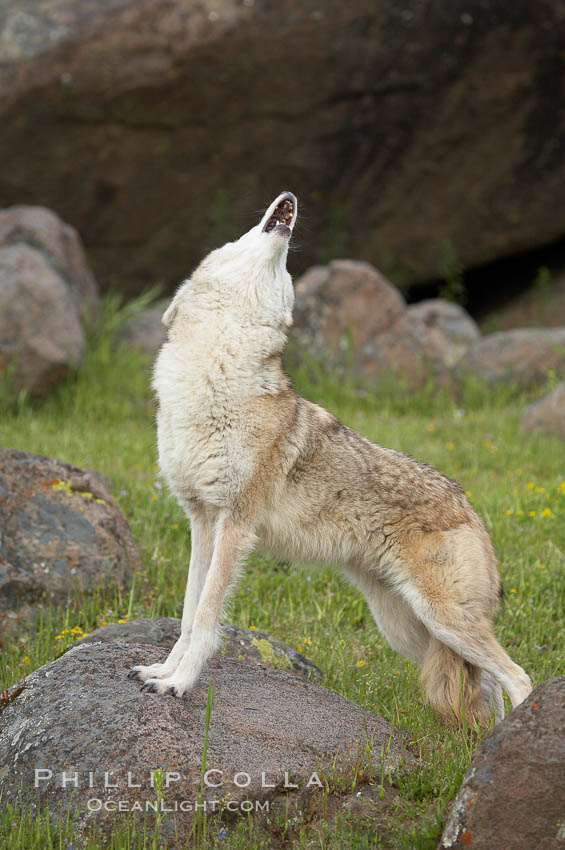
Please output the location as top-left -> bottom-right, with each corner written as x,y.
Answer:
154,339 -> 256,507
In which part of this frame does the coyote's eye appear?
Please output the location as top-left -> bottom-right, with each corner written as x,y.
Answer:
263,198 -> 295,233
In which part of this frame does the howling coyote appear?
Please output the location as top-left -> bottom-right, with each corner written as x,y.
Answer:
130,192 -> 532,725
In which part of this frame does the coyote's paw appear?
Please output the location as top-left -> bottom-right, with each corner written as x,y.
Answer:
128,663 -> 175,683
140,675 -> 188,697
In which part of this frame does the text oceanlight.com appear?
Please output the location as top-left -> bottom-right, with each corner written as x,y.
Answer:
86,799 -> 270,813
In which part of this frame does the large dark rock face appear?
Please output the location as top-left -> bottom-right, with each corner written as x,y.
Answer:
440,677 -> 565,850
0,449 -> 139,639
0,641 -> 416,844
0,1 -> 563,293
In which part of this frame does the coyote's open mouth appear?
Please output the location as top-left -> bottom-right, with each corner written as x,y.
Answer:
263,192 -> 296,233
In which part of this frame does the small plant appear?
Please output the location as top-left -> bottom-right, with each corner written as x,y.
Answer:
533,265 -> 552,324
206,189 -> 239,252
192,677 -> 216,848
439,239 -> 466,305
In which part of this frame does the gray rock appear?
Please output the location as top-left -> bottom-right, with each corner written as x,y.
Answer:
0,206 -> 99,394
440,677 -> 565,850
0,449 -> 140,640
0,641 -> 416,844
456,327 -> 565,387
522,382 -> 565,441
0,244 -> 85,394
117,298 -> 169,359
406,299 -> 480,367
82,617 -> 323,680
0,205 -> 99,321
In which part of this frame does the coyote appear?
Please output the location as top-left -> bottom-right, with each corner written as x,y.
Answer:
130,192 -> 532,725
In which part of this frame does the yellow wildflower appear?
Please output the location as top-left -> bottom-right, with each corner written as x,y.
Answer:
24,656 -> 30,664
357,660 -> 366,667
249,625 -> 257,631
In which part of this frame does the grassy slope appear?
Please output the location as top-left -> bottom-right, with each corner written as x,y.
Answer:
1,299 -> 564,849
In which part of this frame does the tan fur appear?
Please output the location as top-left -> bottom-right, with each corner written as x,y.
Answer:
129,193 -> 532,724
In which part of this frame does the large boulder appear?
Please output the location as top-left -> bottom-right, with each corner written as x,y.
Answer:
0,1 -> 564,294
440,677 -> 565,850
0,641 -> 416,844
81,616 -> 323,680
0,206 -> 99,394
292,261 -> 479,386
522,382 -> 565,441
456,328 -> 565,387
0,449 -> 139,640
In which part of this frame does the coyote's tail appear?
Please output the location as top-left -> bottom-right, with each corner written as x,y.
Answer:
420,638 -> 495,726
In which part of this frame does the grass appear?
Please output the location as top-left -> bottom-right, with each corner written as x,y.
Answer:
1,296 -> 564,849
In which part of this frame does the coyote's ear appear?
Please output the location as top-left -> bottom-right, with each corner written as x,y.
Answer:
161,282 -> 189,328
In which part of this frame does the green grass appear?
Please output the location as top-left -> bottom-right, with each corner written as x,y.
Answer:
1,297 -> 564,849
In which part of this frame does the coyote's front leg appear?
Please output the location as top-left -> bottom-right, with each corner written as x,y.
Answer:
140,513 -> 255,696
128,506 -> 216,683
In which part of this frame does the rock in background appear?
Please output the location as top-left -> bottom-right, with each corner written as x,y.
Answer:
406,299 -> 480,369
1,1 -> 564,294
0,449 -> 139,640
456,328 -> 565,387
522,382 -> 565,441
291,260 -> 479,386
440,677 -> 565,850
0,206 -> 99,394
0,641 -> 416,844
291,259 -> 565,389
117,297 -> 169,359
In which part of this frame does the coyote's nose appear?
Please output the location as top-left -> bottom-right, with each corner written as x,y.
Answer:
262,191 -> 297,235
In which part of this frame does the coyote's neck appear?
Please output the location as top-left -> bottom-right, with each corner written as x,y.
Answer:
155,314 -> 290,413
